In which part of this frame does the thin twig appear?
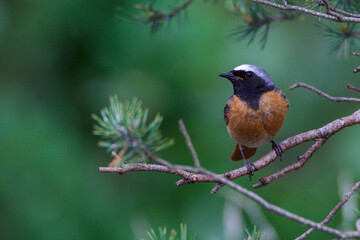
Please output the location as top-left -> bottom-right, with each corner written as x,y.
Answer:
347,84 -> 360,93
289,82 -> 360,102
253,138 -> 327,188
351,53 -> 360,74
322,0 -> 343,21
179,119 -> 201,168
144,0 -> 194,22
354,67 -> 360,74
330,7 -> 360,18
250,0 -> 360,23
140,146 -> 173,167
245,14 -> 295,27
351,52 -> 360,57
100,163 -> 190,176
296,181 -> 360,240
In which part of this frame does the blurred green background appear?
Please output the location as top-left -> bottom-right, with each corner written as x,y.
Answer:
1,0 -> 360,239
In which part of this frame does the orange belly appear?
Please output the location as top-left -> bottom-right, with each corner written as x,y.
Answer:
226,91 -> 289,147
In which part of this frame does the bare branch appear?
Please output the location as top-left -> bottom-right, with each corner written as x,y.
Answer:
250,0 -> 360,23
179,119 -> 201,168
100,163 -> 190,177
289,82 -> 360,102
322,0 -> 343,21
100,163 -> 360,239
216,172 -> 360,239
253,138 -> 327,188
296,181 -> 360,240
330,7 -> 360,18
176,108 -> 360,188
347,84 -> 360,93
351,52 -> 360,57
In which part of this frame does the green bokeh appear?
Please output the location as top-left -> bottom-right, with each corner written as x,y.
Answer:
1,1 -> 360,239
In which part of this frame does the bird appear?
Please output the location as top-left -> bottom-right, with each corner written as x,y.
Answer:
219,64 -> 289,179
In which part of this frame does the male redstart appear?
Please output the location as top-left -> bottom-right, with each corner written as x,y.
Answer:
219,64 -> 289,179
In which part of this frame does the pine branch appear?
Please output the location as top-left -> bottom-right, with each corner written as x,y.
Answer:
250,0 -> 360,22
134,0 -> 194,34
92,96 -> 174,166
316,22 -> 360,57
226,1 -> 296,48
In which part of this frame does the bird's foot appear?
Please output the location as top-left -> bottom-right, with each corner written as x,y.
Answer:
271,140 -> 284,162
244,160 -> 257,181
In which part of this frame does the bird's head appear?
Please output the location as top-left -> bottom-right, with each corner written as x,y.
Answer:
219,64 -> 275,95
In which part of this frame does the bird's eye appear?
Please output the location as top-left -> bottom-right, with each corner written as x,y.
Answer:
245,72 -> 253,78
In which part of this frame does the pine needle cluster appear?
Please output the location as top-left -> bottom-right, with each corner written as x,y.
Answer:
142,224 -> 196,240
92,96 -> 174,166
225,0 -> 296,49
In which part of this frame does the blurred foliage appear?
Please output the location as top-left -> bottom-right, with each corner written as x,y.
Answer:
333,0 -> 360,12
244,226 -> 262,240
225,0 -> 296,49
132,0 -> 194,34
142,224 -> 196,240
131,0 -> 360,55
305,0 -> 360,12
1,0 -> 360,239
316,22 -> 360,57
93,96 -> 173,166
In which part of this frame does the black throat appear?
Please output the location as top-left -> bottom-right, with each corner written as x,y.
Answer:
233,84 -> 274,110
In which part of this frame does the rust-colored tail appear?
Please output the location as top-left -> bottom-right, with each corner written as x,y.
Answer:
230,144 -> 257,161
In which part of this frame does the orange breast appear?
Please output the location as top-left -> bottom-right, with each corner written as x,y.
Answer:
226,91 -> 288,147
259,90 -> 289,138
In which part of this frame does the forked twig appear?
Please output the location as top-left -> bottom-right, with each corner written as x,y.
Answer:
253,138 -> 327,188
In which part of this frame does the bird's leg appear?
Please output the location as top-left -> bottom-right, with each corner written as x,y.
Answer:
271,140 -> 284,162
239,145 -> 257,180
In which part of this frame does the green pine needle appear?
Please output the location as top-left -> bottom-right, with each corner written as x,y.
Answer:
244,226 -> 263,240
226,0 -> 296,49
142,224 -> 196,240
92,96 -> 174,166
316,22 -> 360,57
333,0 -> 360,13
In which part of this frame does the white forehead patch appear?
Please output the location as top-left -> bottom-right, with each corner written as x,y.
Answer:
233,64 -> 274,86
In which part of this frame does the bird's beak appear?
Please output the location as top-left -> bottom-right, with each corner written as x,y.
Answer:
219,72 -> 237,81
